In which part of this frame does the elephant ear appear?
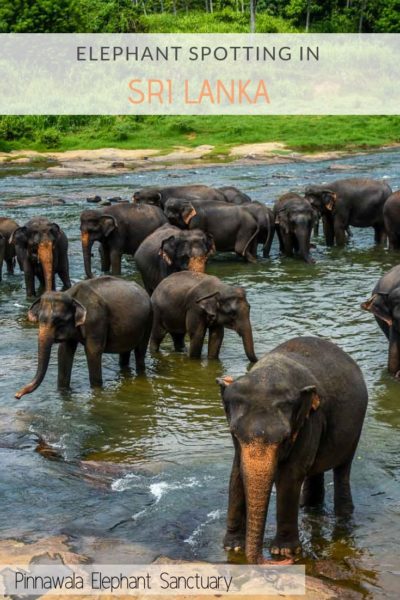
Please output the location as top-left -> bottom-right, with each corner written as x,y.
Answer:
49,223 -> 61,239
9,226 -> 28,246
206,233 -> 216,256
361,292 -> 392,326
275,210 -> 290,234
73,299 -> 87,327
27,297 -> 42,323
196,291 -> 220,321
100,215 -> 117,237
322,190 -> 337,211
182,203 -> 197,225
293,385 -> 320,436
159,235 -> 177,265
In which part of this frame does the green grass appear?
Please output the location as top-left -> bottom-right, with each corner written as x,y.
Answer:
1,116 -> 400,157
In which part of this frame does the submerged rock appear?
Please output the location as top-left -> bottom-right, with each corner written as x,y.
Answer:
86,195 -> 102,203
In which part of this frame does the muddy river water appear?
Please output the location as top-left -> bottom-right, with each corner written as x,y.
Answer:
0,151 -> 400,598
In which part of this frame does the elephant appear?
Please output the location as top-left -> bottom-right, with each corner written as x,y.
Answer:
0,217 -> 19,281
218,336 -> 367,564
15,276 -> 153,398
80,203 -> 167,278
218,187 -> 252,205
305,178 -> 392,247
164,198 -> 259,263
133,185 -> 227,208
134,224 -> 215,294
383,191 -> 400,250
150,271 -> 258,362
243,202 -> 275,258
10,217 -> 71,297
361,264 -> 400,375
274,193 -> 315,263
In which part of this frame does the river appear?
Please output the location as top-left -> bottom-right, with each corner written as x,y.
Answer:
0,150 -> 399,598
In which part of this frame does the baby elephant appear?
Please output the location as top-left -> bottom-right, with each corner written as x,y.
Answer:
274,193 -> 315,263
15,276 -> 152,398
218,337 -> 367,564
134,224 -> 215,294
151,272 -> 257,362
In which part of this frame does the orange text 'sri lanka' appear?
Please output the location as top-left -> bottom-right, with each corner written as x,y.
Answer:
128,79 -> 271,105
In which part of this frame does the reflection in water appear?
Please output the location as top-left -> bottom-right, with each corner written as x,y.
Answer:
1,150 -> 400,597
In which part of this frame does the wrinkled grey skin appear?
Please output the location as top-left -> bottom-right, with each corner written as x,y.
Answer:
218,187 -> 252,205
305,178 -> 392,247
0,217 -> 19,281
164,197 -> 259,263
11,217 -> 71,297
219,336 -> 367,564
151,271 -> 257,362
243,202 -> 275,258
80,203 -> 167,278
383,191 -> 400,250
361,264 -> 400,376
132,185 -> 227,208
134,224 -> 215,294
274,193 -> 315,263
15,276 -> 153,398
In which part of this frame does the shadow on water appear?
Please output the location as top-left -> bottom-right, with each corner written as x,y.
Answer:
1,150 -> 400,596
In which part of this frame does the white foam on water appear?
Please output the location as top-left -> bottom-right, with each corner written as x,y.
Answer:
111,472 -> 141,492
149,477 -> 201,504
184,508 -> 222,547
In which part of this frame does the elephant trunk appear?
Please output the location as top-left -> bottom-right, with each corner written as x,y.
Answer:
238,319 -> 258,363
240,440 -> 278,564
81,232 -> 94,279
388,328 -> 400,375
296,228 -> 313,264
188,256 -> 207,273
15,324 -> 54,398
37,240 -> 54,291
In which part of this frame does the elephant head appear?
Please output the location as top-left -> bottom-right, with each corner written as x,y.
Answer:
275,203 -> 315,263
10,219 -> 62,292
15,292 -> 87,399
164,198 -> 197,229
361,289 -> 400,374
80,210 -> 118,278
218,365 -> 321,564
305,186 -> 337,214
132,188 -> 163,207
159,230 -> 215,273
197,286 -> 257,362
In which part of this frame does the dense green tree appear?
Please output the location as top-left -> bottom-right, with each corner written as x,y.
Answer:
0,0 -> 83,32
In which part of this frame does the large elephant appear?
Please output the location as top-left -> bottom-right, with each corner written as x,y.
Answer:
133,185 -> 227,208
218,187 -> 252,205
134,224 -> 215,294
10,217 -> 71,297
151,271 -> 257,362
80,203 -> 167,278
305,178 -> 392,247
243,202 -> 275,258
218,336 -> 367,564
164,198 -> 259,263
274,193 -> 315,263
15,276 -> 152,398
361,264 -> 400,375
0,217 -> 19,281
383,191 -> 400,250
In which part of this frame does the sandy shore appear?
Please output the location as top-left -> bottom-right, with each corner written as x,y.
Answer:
1,142 -> 397,178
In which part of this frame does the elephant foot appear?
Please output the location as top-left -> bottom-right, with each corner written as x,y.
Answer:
223,530 -> 245,552
270,536 -> 301,558
394,370 -> 400,380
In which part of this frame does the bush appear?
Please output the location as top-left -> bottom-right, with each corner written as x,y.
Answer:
39,128 -> 61,147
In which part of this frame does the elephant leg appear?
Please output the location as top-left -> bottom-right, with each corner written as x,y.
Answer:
323,217 -> 335,246
262,224 -> 275,258
334,220 -> 346,247
110,249 -> 122,276
150,310 -> 167,352
119,351 -> 131,369
24,264 -> 35,297
235,226 -> 258,263
208,325 -> 224,359
57,341 -> 78,389
186,313 -> 207,358
99,244 -> 111,272
134,317 -> 152,373
373,224 -> 386,246
300,473 -> 325,507
388,327 -> 400,375
58,255 -> 71,290
271,473 -> 303,557
334,459 -> 355,517
276,226 -> 285,253
224,440 -> 246,551
6,257 -> 15,275
171,333 -> 185,352
84,343 -> 103,387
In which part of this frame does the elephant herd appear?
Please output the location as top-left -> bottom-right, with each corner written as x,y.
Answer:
3,176 -> 400,565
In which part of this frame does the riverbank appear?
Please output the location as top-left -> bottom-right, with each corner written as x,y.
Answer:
1,142 -> 399,179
